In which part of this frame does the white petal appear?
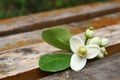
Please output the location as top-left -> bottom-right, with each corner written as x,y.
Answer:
70,36 -> 84,53
70,54 -> 87,71
86,44 -> 100,59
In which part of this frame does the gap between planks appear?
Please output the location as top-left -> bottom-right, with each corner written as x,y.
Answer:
0,24 -> 120,80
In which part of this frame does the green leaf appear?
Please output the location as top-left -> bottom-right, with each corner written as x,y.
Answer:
42,27 -> 72,50
39,54 -> 71,72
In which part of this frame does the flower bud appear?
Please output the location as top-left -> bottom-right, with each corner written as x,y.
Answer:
100,38 -> 109,47
85,26 -> 94,39
100,47 -> 108,55
100,47 -> 106,53
89,26 -> 94,30
104,51 -> 108,55
88,37 -> 101,45
97,53 -> 104,58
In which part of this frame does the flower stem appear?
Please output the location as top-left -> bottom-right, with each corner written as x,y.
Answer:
85,37 -> 88,45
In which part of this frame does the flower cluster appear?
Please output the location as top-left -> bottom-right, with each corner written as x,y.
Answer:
70,27 -> 109,71
39,27 -> 109,72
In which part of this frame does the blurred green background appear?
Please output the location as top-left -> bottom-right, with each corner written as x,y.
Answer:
0,0 -> 107,19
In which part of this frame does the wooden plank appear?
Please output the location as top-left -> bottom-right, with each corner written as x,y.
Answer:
0,24 -> 120,80
0,12 -> 120,52
0,1 -> 120,36
40,52 -> 120,80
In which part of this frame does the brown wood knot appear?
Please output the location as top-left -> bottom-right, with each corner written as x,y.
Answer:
14,48 -> 39,55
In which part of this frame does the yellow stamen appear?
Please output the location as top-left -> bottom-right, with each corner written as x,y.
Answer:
77,46 -> 87,57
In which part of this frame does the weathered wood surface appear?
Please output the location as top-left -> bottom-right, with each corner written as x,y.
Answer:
0,12 -> 120,53
40,52 -> 120,80
0,1 -> 120,36
0,24 -> 120,80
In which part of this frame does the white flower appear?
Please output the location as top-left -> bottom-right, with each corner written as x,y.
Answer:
70,36 -> 100,71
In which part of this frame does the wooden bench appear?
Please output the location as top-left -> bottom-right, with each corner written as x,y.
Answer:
0,1 -> 120,80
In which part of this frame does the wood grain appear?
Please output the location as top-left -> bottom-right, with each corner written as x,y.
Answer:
0,12 -> 120,53
0,1 -> 120,36
0,24 -> 120,80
